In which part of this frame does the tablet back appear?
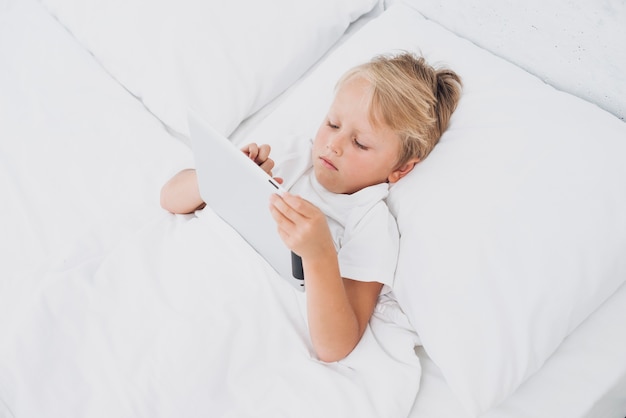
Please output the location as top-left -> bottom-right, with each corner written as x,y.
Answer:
188,112 -> 304,290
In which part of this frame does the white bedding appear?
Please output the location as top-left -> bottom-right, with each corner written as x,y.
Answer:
392,0 -> 626,121
0,1 -> 420,417
238,2 -> 626,414
1,0 -> 626,417
411,281 -> 626,418
0,0 -> 193,333
0,208 -> 420,418
37,0 -> 380,137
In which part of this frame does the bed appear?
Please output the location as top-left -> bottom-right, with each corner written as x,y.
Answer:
1,0 -> 625,417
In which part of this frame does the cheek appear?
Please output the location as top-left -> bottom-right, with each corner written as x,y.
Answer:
364,154 -> 396,177
348,155 -> 376,175
313,130 -> 328,151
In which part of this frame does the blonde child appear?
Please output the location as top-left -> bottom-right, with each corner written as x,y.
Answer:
160,52 -> 462,362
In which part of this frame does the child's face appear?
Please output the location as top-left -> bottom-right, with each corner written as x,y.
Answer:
312,76 -> 405,195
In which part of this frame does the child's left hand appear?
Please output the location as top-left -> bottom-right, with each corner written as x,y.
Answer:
269,192 -> 335,260
241,143 -> 275,176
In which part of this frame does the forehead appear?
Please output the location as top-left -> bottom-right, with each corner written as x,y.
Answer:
333,75 -> 372,105
332,76 -> 376,126
332,75 -> 388,131
331,77 -> 401,149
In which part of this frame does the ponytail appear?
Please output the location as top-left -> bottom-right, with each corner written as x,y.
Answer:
434,68 -> 463,141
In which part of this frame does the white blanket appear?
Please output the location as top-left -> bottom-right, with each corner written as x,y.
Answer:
0,208 -> 421,418
0,0 -> 192,338
0,2 -> 421,416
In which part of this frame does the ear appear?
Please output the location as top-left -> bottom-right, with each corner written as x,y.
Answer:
388,158 -> 420,183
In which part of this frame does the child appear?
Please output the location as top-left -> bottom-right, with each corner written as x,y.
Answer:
160,52 -> 462,362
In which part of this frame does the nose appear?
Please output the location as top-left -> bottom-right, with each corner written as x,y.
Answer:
326,133 -> 345,156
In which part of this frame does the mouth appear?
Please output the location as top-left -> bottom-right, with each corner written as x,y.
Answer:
318,156 -> 338,170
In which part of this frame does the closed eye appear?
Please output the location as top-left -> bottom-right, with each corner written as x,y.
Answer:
353,138 -> 368,150
327,121 -> 339,129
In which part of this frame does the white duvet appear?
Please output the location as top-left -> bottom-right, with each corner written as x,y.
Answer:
0,1 -> 421,416
0,208 -> 420,418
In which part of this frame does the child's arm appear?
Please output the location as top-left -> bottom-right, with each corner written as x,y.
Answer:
160,168 -> 206,214
161,143 -> 277,214
269,192 -> 382,362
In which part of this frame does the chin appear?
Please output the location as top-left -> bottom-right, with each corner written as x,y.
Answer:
314,174 -> 341,194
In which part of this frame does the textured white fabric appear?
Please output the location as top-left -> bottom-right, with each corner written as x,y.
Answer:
238,3 -> 626,415
38,0 -> 380,136
388,0 -> 626,120
0,4 -> 421,417
0,208 -> 421,418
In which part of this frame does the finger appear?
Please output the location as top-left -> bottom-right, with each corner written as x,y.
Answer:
269,193 -> 290,220
259,158 -> 275,175
269,195 -> 296,242
279,193 -> 315,218
268,203 -> 294,246
269,193 -> 304,224
241,143 -> 259,161
273,177 -> 284,185
257,144 -> 271,164
269,196 -> 289,226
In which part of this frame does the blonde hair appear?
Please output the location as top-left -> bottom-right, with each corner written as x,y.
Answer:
336,52 -> 462,166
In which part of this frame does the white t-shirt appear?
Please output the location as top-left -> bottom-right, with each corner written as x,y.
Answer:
273,137 -> 399,292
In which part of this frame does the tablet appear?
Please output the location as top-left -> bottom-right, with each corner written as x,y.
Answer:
188,112 -> 304,290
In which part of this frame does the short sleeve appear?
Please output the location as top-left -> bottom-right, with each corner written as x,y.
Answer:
337,201 -> 399,292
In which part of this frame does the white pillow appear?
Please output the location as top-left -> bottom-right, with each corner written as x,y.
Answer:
243,3 -> 626,416
394,0 -> 626,121
38,0 -> 379,136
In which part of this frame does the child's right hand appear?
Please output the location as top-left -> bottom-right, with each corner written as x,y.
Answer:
268,192 -> 335,261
